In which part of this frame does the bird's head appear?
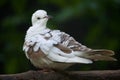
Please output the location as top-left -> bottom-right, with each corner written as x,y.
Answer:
31,10 -> 51,26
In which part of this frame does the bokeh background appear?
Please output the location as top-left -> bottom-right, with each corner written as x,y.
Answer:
0,0 -> 120,74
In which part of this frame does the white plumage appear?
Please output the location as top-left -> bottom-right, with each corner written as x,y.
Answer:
23,10 -> 116,70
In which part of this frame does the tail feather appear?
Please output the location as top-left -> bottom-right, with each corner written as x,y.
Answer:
83,49 -> 117,61
88,49 -> 115,56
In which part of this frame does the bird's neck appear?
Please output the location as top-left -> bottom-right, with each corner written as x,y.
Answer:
32,19 -> 48,28
34,23 -> 47,31
26,24 -> 47,38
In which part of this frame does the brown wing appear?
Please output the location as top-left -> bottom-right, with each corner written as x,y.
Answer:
53,32 -> 91,53
54,44 -> 72,53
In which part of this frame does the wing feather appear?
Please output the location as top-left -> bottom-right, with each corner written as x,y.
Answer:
50,31 -> 91,54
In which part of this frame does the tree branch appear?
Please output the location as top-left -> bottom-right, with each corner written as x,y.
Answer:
0,70 -> 120,80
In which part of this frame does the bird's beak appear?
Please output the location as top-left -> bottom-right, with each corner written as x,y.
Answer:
44,15 -> 53,19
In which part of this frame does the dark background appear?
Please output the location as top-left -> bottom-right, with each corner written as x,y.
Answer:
0,0 -> 120,74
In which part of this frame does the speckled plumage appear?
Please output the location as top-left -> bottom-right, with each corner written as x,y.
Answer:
23,10 -> 116,70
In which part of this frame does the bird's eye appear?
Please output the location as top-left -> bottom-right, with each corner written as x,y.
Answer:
37,17 -> 40,20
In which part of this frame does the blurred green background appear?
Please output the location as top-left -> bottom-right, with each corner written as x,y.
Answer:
0,0 -> 120,74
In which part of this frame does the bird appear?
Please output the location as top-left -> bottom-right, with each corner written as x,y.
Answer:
23,10 -> 116,70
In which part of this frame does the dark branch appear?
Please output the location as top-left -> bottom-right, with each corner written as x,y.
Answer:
0,70 -> 120,80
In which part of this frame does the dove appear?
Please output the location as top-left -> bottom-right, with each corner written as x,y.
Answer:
23,10 -> 116,70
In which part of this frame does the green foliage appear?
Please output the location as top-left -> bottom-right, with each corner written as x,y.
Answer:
0,0 -> 120,73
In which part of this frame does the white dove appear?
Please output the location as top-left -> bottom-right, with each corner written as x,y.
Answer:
23,10 -> 116,70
